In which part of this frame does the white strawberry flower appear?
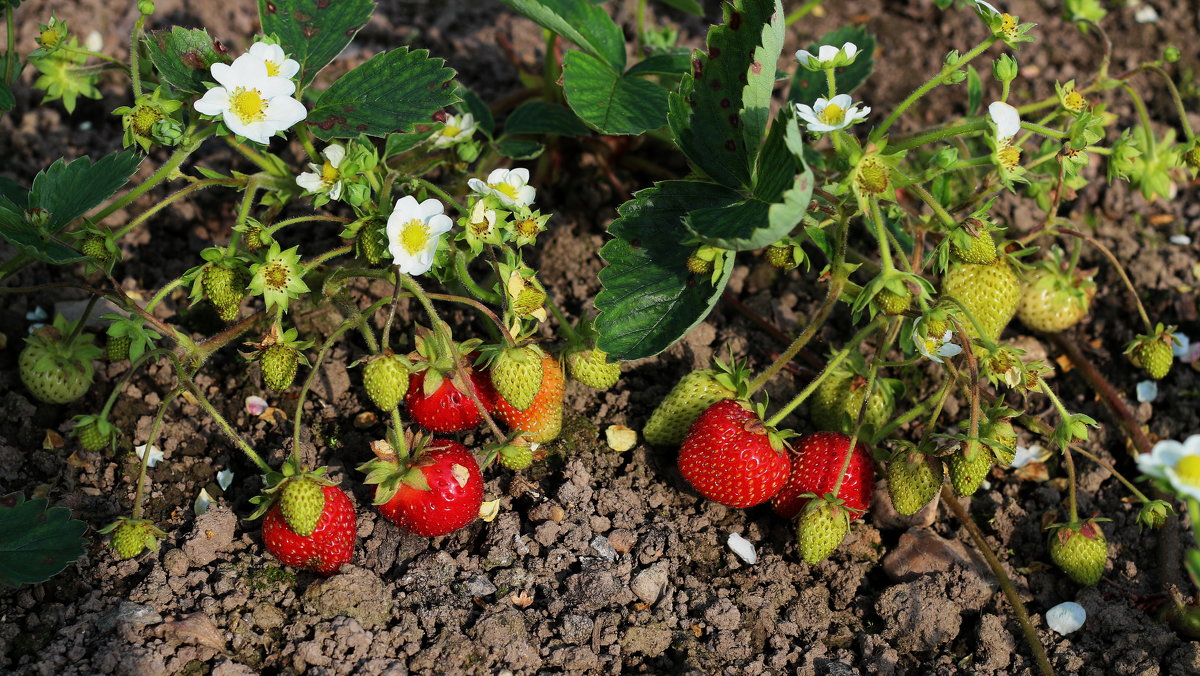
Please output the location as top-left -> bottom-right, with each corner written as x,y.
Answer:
247,41 -> 300,80
386,195 -> 454,276
1138,434 -> 1200,501
433,113 -> 477,147
973,0 -> 1002,15
296,143 -> 346,200
194,52 -> 307,144
988,101 -> 1021,141
795,42 -> 860,71
468,168 -> 536,209
795,94 -> 871,133
912,322 -> 962,363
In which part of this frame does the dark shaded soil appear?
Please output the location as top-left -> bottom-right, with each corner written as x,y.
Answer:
2,0 -> 1200,674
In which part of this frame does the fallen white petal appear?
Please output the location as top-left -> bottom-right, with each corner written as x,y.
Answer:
1136,380 -> 1158,403
727,533 -> 758,564
245,395 -> 269,416
1173,333 -> 1191,358
194,488 -> 214,515
1169,234 -> 1191,245
26,306 -> 48,322
1134,5 -> 1159,23
216,469 -> 234,491
1011,444 -> 1050,468
1046,601 -> 1086,634
135,443 -> 164,468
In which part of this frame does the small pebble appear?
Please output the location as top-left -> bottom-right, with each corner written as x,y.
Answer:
1170,234 -> 1191,245
1134,5 -> 1159,23
726,532 -> 757,564
1046,601 -> 1086,634
590,535 -> 618,561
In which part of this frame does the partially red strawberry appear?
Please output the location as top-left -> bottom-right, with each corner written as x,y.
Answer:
406,368 -> 495,432
492,353 -> 565,443
677,399 -> 791,508
261,484 -> 356,576
770,431 -> 875,520
368,440 -> 484,537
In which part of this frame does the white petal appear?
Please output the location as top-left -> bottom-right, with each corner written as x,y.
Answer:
296,172 -> 323,192
248,42 -> 285,64
194,87 -> 230,116
817,44 -> 839,62
1046,602 -> 1086,635
216,469 -> 234,491
974,0 -> 1001,15
327,181 -> 343,200
426,213 -> 455,236
324,143 -> 346,167
509,167 -> 531,184
262,95 -> 307,128
516,185 -> 537,206
209,62 -> 238,90
390,195 -> 421,223
1183,434 -> 1200,456
828,94 -> 854,109
486,168 -> 509,184
937,342 -> 963,359
194,488 -> 214,516
1169,234 -> 1191,245
842,43 -> 859,59
727,533 -> 758,564
468,178 -> 489,194
245,395 -> 268,415
257,75 -> 297,99
223,110 -> 268,144
989,101 -> 1021,139
1165,468 -> 1200,501
228,53 -> 269,82
417,198 -> 446,220
1134,5 -> 1159,23
795,50 -> 814,67
1136,380 -> 1158,403
135,444 -> 164,468
279,59 -> 301,79
1172,334 -> 1191,357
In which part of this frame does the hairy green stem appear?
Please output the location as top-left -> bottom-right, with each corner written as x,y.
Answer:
114,177 -> 240,238
1121,83 -> 1157,156
411,176 -> 467,216
872,37 -> 997,143
130,15 -> 145,97
131,388 -> 182,520
785,0 -> 825,26
1144,65 -> 1194,141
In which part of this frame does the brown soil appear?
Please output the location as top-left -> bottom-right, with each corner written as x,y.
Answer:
2,0 -> 1200,674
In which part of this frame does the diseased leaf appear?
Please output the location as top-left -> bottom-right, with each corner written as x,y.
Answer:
741,3 -> 784,160
504,100 -> 591,137
595,181 -> 741,361
498,0 -> 626,71
142,27 -> 230,94
0,493 -> 88,586
308,47 -> 458,141
788,25 -> 876,105
562,50 -> 669,135
258,0 -> 376,87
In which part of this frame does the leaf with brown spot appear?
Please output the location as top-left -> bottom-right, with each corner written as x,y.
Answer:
258,0 -> 375,87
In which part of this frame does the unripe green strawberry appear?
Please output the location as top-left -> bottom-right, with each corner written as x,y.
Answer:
948,443 -> 992,497
243,225 -> 266,252
1017,267 -> 1094,333
106,334 -> 131,361
811,370 -> 854,432
875,287 -> 911,316
1186,141 -> 1200,170
280,477 -> 326,538
498,443 -> 534,470
82,233 -> 112,264
261,343 -> 299,392
687,251 -> 714,275
491,346 -> 544,411
643,360 -> 749,447
950,229 -> 996,264
796,499 -> 849,564
109,520 -> 162,559
1133,340 -> 1172,380
1049,520 -> 1107,586
941,259 -> 1020,342
75,418 -> 114,452
766,245 -> 799,270
203,265 -> 243,322
886,450 -> 943,516
983,417 -> 1017,465
20,326 -> 99,405
566,349 -> 621,390
363,353 -> 409,411
811,372 -> 894,435
356,221 -> 388,265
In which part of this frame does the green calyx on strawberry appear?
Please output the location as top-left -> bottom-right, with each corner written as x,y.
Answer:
98,516 -> 166,559
1125,323 -> 1179,380
482,343 -> 546,411
771,431 -> 875,520
102,313 -> 161,362
360,431 -> 484,537
234,217 -> 273,253
1136,500 -> 1173,530
72,413 -> 117,453
854,269 -> 931,320
361,349 -> 412,411
940,252 -> 1022,343
405,327 -> 491,433
979,342 -> 1027,389
686,245 -> 730,284
488,434 -> 536,471
795,496 -> 851,564
1016,251 -> 1096,333
19,315 -> 102,405
244,325 -> 313,393
1047,518 -> 1108,586
885,442 -> 943,516
643,355 -> 752,447
678,399 -> 794,509
76,225 -> 119,272
764,237 -> 807,271
947,216 -> 998,265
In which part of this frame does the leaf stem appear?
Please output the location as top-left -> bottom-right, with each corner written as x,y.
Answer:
131,388 -> 182,520
872,37 -> 997,143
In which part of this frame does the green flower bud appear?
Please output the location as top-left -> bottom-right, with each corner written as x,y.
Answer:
1164,46 -> 1181,63
992,54 -> 1018,84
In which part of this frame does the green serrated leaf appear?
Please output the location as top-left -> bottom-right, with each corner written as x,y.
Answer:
753,109 -> 797,201
741,3 -> 784,160
668,0 -> 782,190
498,0 -> 626,71
142,27 -> 231,94
258,0 -> 376,87
0,493 -> 88,586
657,0 -> 703,15
626,51 -> 691,77
308,47 -> 458,141
496,138 -> 545,160
562,50 -> 669,135
787,25 -> 877,105
0,218 -> 86,264
383,128 -> 437,158
595,181 -> 741,360
29,150 -> 143,233
504,100 -> 591,137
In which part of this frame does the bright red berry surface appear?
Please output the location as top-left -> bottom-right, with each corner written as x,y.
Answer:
377,440 -> 484,537
770,431 -> 875,520
262,484 -> 356,576
405,369 -> 494,432
678,399 -> 790,509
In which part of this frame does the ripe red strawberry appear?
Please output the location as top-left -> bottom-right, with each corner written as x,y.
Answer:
262,484 -> 356,576
406,368 -> 495,432
372,440 -> 484,537
770,431 -> 875,520
492,354 -> 564,443
677,399 -> 791,509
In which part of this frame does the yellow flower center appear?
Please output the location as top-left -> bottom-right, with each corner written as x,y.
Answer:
1000,14 -> 1018,39
1064,91 -> 1086,112
264,262 -> 289,290
1176,456 -> 1200,486
320,161 -> 340,186
922,336 -> 941,355
998,144 -> 1021,171
397,219 -> 430,255
265,60 -> 281,77
230,88 -> 268,124
489,181 -> 520,200
818,103 -> 845,126
441,124 -> 461,137
129,105 -> 163,137
515,218 -> 540,239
